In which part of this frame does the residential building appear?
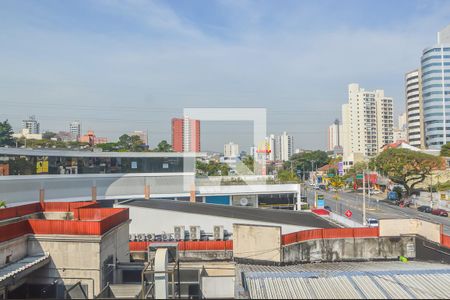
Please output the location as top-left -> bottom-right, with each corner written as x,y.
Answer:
69,121 -> 81,141
275,132 -> 294,162
267,134 -> 276,161
342,83 -> 394,171
327,119 -> 343,151
421,24 -> 450,149
78,130 -> 108,145
393,112 -> 408,142
171,116 -> 201,152
405,69 -> 425,148
22,115 -> 40,134
224,142 -> 239,158
130,130 -> 148,145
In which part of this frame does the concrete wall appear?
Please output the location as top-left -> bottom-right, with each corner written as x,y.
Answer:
0,235 -> 28,267
379,219 -> 441,243
233,224 -> 282,263
119,205 -> 314,235
201,276 -> 235,299
27,222 -> 130,298
282,236 -> 416,264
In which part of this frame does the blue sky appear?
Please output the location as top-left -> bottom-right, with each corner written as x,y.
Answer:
1,0 -> 450,151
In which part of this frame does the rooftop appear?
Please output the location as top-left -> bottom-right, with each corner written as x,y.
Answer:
239,261 -> 450,299
122,199 -> 336,228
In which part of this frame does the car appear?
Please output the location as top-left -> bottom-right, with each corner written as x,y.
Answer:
431,209 -> 448,217
366,218 -> 379,227
417,206 -> 432,213
324,205 -> 332,212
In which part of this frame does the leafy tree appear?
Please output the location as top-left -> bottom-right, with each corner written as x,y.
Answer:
371,148 -> 442,196
287,150 -> 330,175
0,120 -> 14,147
196,160 -> 230,176
242,155 -> 254,172
344,161 -> 369,179
276,170 -> 299,183
96,142 -> 119,152
117,134 -> 145,152
155,140 -> 172,152
441,142 -> 450,157
0,201 -> 6,208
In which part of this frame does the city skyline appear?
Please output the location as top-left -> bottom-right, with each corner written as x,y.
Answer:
1,1 -> 450,151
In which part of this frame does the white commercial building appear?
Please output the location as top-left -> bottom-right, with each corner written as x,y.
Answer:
342,83 -> 394,171
327,119 -> 343,151
12,128 -> 42,140
224,142 -> 239,158
405,69 -> 425,148
22,115 -> 40,134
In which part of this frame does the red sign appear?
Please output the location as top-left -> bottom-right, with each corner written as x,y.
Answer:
345,210 -> 353,218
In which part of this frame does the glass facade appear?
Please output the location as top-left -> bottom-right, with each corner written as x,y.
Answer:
421,46 -> 450,148
0,153 -> 194,176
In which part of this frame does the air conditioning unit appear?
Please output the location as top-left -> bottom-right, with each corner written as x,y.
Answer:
174,226 -> 186,241
189,226 -> 201,241
137,234 -> 145,241
213,226 -> 224,240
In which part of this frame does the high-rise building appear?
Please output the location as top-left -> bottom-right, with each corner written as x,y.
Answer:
327,119 -> 343,151
420,25 -> 450,149
342,84 -> 394,169
22,116 -> 40,134
171,116 -> 201,152
224,142 -> 239,158
405,69 -> 425,148
275,132 -> 294,162
69,121 -> 81,141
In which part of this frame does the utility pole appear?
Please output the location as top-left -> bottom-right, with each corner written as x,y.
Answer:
430,175 -> 433,208
362,170 -> 366,226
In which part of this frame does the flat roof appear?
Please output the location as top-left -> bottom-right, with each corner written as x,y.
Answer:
122,199 -> 336,228
0,147 -> 205,158
240,261 -> 450,299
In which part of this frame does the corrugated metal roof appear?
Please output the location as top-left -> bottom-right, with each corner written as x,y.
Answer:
0,254 -> 50,283
239,261 -> 450,299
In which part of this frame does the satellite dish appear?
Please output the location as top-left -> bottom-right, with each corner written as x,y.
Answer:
240,197 -> 249,206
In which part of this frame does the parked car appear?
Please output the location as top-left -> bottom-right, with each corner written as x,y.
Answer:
366,218 -> 379,227
431,209 -> 448,217
388,191 -> 399,201
324,205 -> 332,212
370,189 -> 382,195
417,206 -> 432,213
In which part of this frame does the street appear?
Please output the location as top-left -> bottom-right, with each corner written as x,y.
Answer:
305,188 -> 450,235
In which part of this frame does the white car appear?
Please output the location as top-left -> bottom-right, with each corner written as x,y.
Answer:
366,218 -> 379,227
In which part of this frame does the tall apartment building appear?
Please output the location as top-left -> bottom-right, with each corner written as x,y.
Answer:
275,132 -> 294,162
69,121 -> 81,141
224,142 -> 239,157
22,115 -> 40,134
405,70 -> 425,148
171,116 -> 201,152
420,25 -> 450,149
327,119 -> 343,151
342,84 -> 394,169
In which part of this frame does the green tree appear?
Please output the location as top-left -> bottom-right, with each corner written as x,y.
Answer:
195,160 -> 230,176
155,140 -> 172,152
0,201 -> 6,208
372,148 -> 442,196
441,142 -> 450,157
0,120 -> 14,147
96,142 -> 119,152
242,155 -> 254,172
287,150 -> 330,175
276,170 -> 299,183
117,134 -> 145,152
344,161 -> 369,179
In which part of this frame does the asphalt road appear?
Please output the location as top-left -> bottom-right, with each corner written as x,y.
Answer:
305,188 -> 450,235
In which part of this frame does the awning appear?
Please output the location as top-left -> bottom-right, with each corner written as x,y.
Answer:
0,254 -> 50,285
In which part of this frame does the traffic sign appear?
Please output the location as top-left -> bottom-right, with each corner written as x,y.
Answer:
345,210 -> 353,218
356,174 -> 363,179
